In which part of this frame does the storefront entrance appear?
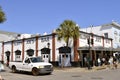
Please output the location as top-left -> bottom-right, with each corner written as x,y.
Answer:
58,46 -> 71,67
5,51 -> 10,66
59,53 -> 71,67
80,50 -> 93,67
41,48 -> 50,62
42,54 -> 50,62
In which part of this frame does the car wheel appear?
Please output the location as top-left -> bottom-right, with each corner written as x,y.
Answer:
32,68 -> 39,76
12,66 -> 17,73
46,72 -> 52,75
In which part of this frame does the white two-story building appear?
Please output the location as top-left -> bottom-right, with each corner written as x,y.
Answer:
0,30 -> 113,67
81,21 -> 120,49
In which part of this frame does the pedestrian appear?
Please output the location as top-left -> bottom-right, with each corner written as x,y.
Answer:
97,57 -> 101,66
113,56 -> 118,69
102,57 -> 105,66
108,56 -> 113,69
86,56 -> 92,70
84,56 -> 87,67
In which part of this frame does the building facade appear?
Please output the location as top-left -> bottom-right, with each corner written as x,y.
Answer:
0,31 -> 113,67
81,21 -> 120,49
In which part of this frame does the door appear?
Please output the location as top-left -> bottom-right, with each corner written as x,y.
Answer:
64,54 -> 71,66
22,58 -> 32,71
5,51 -> 10,66
82,53 -> 87,67
42,54 -> 49,62
41,48 -> 50,63
59,54 -> 71,67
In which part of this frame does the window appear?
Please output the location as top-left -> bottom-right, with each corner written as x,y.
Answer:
105,39 -> 110,44
95,37 -> 101,42
46,55 -> 48,58
80,34 -> 86,39
30,57 -> 43,63
25,58 -> 30,63
114,36 -> 117,42
16,55 -> 20,58
114,31 -> 118,36
15,50 -> 21,61
119,32 -> 120,42
114,31 -> 118,42
26,49 -> 34,56
66,55 -> 68,58
104,33 -> 108,38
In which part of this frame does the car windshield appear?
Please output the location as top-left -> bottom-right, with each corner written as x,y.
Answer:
30,57 -> 44,63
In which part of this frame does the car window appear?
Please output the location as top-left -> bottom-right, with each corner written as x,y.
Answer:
25,58 -> 30,63
30,57 -> 44,63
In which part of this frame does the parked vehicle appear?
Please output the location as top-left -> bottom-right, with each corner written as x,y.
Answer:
9,56 -> 53,76
0,62 -> 4,71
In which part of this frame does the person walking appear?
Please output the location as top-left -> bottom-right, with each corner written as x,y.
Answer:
102,57 -> 105,66
84,56 -> 87,67
108,56 -> 113,69
86,56 -> 92,70
113,56 -> 118,69
97,57 -> 101,66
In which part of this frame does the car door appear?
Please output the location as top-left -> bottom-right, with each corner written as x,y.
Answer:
22,58 -> 32,71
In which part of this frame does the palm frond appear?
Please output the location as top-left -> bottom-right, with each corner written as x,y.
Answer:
0,6 -> 6,23
56,20 -> 80,46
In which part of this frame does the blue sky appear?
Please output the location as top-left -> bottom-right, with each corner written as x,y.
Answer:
0,0 -> 120,34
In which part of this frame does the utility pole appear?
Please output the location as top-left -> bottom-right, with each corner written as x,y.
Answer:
87,34 -> 94,69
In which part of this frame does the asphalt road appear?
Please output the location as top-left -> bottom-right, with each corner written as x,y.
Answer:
0,66 -> 120,80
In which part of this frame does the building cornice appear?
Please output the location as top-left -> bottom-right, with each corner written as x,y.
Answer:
102,21 -> 120,29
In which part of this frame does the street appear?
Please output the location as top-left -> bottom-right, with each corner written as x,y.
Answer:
0,66 -> 120,80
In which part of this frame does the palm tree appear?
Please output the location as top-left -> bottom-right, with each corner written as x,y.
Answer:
56,20 -> 80,67
56,20 -> 80,46
0,6 -> 6,23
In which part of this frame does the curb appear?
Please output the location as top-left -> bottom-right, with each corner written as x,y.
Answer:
54,66 -> 107,72
94,67 -> 106,70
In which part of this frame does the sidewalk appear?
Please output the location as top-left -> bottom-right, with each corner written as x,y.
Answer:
54,66 -> 104,72
54,64 -> 120,72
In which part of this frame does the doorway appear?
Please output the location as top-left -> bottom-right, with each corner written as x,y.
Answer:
5,51 -> 10,66
59,53 -> 71,67
41,48 -> 50,62
58,46 -> 71,67
42,54 -> 50,62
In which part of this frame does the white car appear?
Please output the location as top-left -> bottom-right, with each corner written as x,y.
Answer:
0,62 -> 4,71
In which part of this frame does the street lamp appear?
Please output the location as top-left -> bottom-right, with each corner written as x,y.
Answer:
47,42 -> 50,48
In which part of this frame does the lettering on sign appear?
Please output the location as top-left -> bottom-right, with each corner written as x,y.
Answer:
14,41 -> 22,46
41,37 -> 49,42
26,39 -> 35,44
